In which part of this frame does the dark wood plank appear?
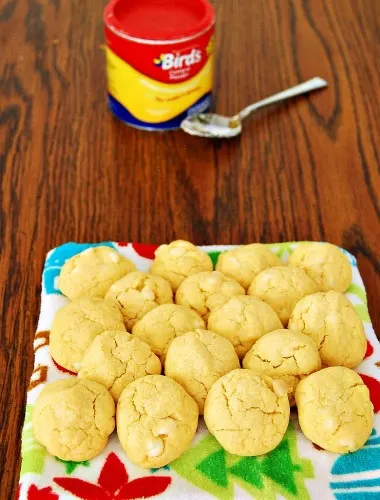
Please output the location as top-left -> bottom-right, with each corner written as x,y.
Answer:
0,0 -> 379,496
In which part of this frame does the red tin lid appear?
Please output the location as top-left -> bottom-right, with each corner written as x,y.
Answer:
104,0 -> 215,43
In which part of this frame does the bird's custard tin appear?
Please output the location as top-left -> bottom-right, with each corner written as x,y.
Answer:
104,0 -> 215,131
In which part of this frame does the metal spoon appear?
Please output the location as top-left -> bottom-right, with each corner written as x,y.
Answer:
181,77 -> 328,139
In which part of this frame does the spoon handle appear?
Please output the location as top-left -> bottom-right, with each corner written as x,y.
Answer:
238,77 -> 328,121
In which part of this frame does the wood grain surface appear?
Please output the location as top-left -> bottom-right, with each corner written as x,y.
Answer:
1,0 -> 379,496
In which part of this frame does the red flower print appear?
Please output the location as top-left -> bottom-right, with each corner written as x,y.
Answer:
27,485 -> 59,499
54,452 -> 171,500
118,242 -> 129,247
131,243 -> 159,260
359,373 -> 380,413
364,341 -> 374,359
52,358 -> 77,376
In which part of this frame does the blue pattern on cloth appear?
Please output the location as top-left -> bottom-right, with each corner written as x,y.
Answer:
43,242 -> 115,295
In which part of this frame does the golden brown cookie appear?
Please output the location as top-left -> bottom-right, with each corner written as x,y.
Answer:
288,242 -> 352,292
78,331 -> 161,401
175,271 -> 245,321
207,295 -> 283,358
59,246 -> 136,299
105,271 -> 173,330
248,266 -> 319,325
32,379 -> 115,461
296,367 -> 373,453
50,297 -> 125,373
216,244 -> 283,290
288,291 -> 366,368
165,329 -> 240,413
117,375 -> 199,468
204,369 -> 290,456
150,240 -> 213,292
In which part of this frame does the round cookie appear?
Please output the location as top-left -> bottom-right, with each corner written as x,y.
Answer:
204,369 -> 290,456
216,244 -> 283,290
150,240 -> 213,292
248,266 -> 319,325
59,246 -> 136,299
288,291 -> 366,368
207,296 -> 283,358
296,367 -> 373,453
165,329 -> 240,413
288,242 -> 352,292
33,379 -> 115,461
117,375 -> 199,468
105,271 -> 173,330
243,329 -> 321,405
50,297 -> 126,373
78,331 -> 161,401
132,304 -> 205,361
175,271 -> 245,321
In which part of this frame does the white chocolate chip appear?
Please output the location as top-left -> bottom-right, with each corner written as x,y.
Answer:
141,287 -> 155,301
272,379 -> 289,397
228,256 -> 241,267
169,247 -> 186,257
147,438 -> 164,458
109,252 -> 120,263
72,362 -> 81,371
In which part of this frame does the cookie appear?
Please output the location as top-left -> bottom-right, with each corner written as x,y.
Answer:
242,329 -> 321,405
50,297 -> 125,373
117,375 -> 199,468
204,369 -> 290,456
165,329 -> 240,413
132,304 -> 205,361
78,331 -> 161,401
208,296 -> 283,358
296,367 -> 373,453
59,246 -> 136,299
248,266 -> 319,325
150,240 -> 213,292
32,379 -> 115,461
216,244 -> 283,290
105,271 -> 173,330
288,242 -> 352,292
175,271 -> 245,321
288,291 -> 366,368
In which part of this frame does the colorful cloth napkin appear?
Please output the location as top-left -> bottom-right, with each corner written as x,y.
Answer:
18,242 -> 380,500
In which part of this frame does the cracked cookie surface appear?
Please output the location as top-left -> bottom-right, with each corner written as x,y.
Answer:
248,266 -> 319,325
105,271 -> 173,330
288,291 -> 366,368
165,329 -> 240,414
132,304 -> 205,362
288,242 -> 352,292
78,330 -> 161,401
204,369 -> 290,456
117,375 -> 199,468
175,271 -> 245,321
59,246 -> 136,299
32,379 -> 115,461
243,329 -> 321,405
150,240 -> 213,292
207,295 -> 283,358
50,297 -> 125,373
216,244 -> 283,290
295,367 -> 373,453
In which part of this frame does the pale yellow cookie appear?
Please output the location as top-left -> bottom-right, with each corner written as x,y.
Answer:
59,246 -> 136,299
216,244 -> 283,290
204,369 -> 290,456
78,331 -> 161,401
165,329 -> 240,414
50,297 -> 125,373
105,271 -> 173,330
243,329 -> 321,405
208,295 -> 283,359
175,271 -> 245,321
248,266 -> 319,325
117,375 -> 199,468
288,291 -> 366,368
296,367 -> 373,453
33,379 -> 115,461
150,240 -> 213,292
132,304 -> 205,361
288,242 -> 352,292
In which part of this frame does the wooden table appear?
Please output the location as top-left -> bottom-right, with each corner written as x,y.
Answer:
1,0 -> 379,497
